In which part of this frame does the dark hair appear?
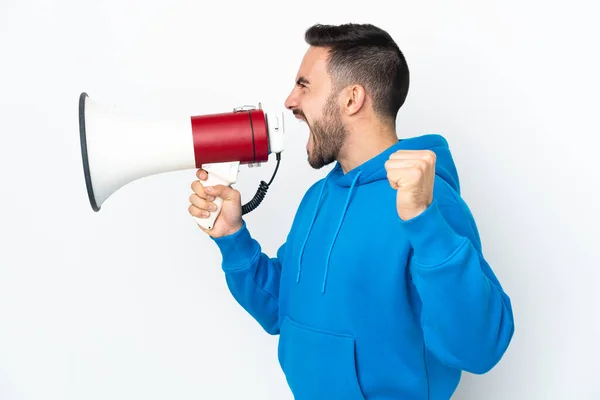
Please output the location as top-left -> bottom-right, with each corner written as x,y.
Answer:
305,23 -> 409,123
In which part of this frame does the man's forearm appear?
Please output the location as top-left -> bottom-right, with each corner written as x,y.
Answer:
212,221 -> 284,335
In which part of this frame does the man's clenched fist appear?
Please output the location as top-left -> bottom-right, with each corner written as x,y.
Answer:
384,150 -> 436,221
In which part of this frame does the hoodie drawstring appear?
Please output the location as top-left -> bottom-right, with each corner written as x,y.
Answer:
322,171 -> 361,293
296,170 -> 332,283
295,169 -> 362,294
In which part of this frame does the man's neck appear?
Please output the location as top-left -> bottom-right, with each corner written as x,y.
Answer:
337,125 -> 398,174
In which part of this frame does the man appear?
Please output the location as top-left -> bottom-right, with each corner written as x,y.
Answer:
189,23 -> 514,400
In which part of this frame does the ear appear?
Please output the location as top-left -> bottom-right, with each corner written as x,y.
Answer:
343,84 -> 366,116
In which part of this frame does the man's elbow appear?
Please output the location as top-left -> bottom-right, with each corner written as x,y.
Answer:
464,320 -> 515,374
257,316 -> 280,336
263,323 -> 280,336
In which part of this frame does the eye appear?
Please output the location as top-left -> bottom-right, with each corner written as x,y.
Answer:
295,77 -> 310,89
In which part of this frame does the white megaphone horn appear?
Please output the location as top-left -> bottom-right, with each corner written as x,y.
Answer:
78,92 -> 285,230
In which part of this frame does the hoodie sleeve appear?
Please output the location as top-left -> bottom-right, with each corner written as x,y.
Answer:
399,192 -> 515,374
210,221 -> 283,335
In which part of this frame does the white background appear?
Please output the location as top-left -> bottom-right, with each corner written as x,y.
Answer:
1,0 -> 599,399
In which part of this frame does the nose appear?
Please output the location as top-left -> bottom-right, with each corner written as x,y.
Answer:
284,89 -> 299,111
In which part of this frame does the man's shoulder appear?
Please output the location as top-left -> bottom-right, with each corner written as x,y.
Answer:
297,177 -> 326,207
433,174 -> 463,208
432,175 -> 482,248
281,177 -> 326,238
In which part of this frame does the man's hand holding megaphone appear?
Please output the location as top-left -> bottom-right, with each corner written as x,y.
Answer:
189,168 -> 244,238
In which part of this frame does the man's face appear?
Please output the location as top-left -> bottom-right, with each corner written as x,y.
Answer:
284,46 -> 348,169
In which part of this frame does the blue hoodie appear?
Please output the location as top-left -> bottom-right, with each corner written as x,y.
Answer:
211,134 -> 514,400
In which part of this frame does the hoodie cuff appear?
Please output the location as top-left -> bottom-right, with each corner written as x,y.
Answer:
398,200 -> 467,267
210,221 -> 259,271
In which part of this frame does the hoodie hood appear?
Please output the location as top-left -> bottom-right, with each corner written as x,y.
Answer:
331,133 -> 460,192
297,134 -> 461,292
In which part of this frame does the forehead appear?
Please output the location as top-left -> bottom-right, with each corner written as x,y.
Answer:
295,46 -> 331,86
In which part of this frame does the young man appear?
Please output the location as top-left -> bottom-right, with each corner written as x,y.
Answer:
189,23 -> 514,400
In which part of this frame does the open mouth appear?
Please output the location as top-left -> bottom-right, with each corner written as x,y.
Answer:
292,111 -> 311,150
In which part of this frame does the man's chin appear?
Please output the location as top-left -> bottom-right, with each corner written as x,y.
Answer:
307,153 -> 332,170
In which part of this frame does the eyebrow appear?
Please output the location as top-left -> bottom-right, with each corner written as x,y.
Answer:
296,77 -> 310,86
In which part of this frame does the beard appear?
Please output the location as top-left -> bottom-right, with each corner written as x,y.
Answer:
295,93 -> 348,170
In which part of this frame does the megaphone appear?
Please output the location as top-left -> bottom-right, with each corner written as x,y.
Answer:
78,92 -> 285,230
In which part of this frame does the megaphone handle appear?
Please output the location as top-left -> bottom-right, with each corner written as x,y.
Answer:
192,162 -> 240,231
192,173 -> 227,230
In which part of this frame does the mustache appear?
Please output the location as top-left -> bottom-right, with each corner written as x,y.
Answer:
293,109 -> 306,121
